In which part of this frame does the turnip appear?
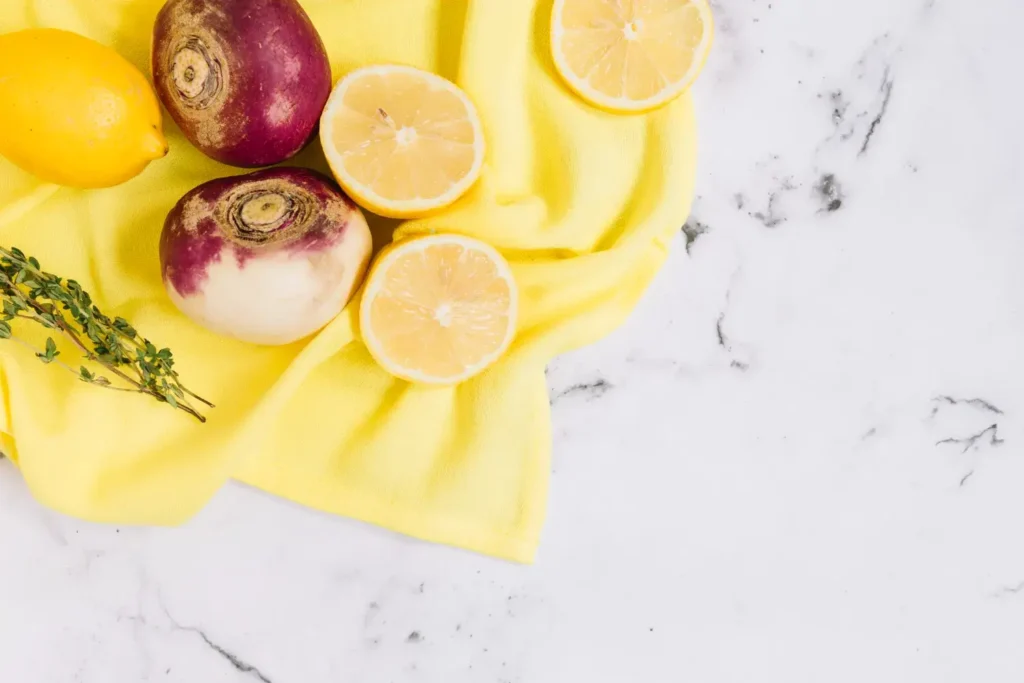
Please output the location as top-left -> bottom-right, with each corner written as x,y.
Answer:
152,0 -> 331,167
160,168 -> 372,345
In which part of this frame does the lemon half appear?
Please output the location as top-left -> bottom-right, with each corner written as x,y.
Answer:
321,65 -> 486,219
360,234 -> 518,385
551,0 -> 714,113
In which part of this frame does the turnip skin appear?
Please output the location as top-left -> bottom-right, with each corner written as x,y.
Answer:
160,167 -> 372,345
152,0 -> 332,167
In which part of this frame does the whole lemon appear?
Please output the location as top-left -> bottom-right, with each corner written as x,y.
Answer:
0,29 -> 168,189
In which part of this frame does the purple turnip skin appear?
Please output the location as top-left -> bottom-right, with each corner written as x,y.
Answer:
152,0 -> 332,167
161,167 -> 372,345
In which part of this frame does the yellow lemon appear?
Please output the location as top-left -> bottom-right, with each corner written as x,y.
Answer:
360,234 -> 518,385
551,0 -> 714,113
0,29 -> 168,189
320,65 -> 485,219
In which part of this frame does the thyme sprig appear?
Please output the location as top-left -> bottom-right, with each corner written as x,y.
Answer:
0,246 -> 211,422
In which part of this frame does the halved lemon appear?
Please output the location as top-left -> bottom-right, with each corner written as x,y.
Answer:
551,0 -> 714,113
360,234 -> 518,385
320,65 -> 486,218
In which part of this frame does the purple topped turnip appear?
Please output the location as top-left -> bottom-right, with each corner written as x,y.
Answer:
161,167 -> 372,345
152,0 -> 332,167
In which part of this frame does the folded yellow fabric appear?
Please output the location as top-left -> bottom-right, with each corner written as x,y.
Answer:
0,0 -> 696,562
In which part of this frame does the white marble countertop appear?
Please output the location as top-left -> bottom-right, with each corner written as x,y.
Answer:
3,0 -> 1024,680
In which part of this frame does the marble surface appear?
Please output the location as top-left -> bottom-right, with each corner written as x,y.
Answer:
3,0 -> 1024,680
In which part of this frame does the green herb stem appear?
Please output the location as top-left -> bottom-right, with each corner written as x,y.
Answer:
0,245 -> 211,422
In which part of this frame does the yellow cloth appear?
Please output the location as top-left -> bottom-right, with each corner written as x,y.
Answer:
0,0 -> 696,562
